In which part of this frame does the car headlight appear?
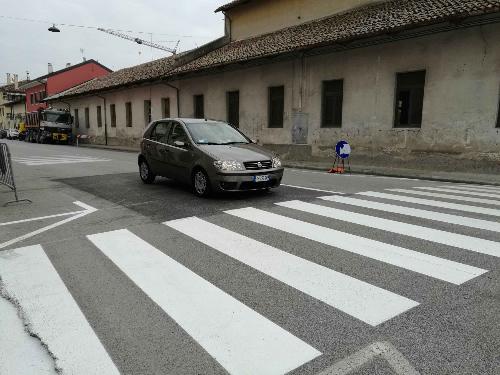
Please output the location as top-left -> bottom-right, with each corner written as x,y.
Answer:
272,156 -> 282,168
213,160 -> 245,171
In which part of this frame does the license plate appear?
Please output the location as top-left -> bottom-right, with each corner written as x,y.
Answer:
254,175 -> 270,182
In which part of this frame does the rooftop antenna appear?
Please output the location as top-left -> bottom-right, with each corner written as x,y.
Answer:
80,48 -> 86,62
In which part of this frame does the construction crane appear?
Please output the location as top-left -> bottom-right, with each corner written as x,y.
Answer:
97,28 -> 179,54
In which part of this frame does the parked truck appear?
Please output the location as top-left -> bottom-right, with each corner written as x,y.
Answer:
25,109 -> 73,144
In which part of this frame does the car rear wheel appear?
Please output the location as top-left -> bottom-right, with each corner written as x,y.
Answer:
139,160 -> 156,184
192,169 -> 211,197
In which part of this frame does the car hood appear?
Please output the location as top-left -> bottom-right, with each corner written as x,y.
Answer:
198,143 -> 275,162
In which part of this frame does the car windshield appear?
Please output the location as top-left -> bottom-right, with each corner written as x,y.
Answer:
185,121 -> 250,145
43,112 -> 71,124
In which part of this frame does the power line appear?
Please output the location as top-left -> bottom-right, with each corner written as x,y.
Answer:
0,14 -> 199,38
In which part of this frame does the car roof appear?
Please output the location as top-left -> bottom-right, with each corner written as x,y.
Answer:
157,118 -> 226,124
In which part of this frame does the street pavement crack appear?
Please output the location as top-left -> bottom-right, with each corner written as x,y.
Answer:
0,277 -> 61,374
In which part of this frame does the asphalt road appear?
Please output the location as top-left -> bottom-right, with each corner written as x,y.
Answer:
0,139 -> 499,375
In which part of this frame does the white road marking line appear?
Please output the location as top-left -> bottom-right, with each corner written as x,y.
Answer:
226,207 -> 485,285
87,229 -> 321,374
388,189 -> 500,206
12,155 -> 102,160
0,245 -> 120,374
13,156 -> 111,166
0,201 -> 97,249
413,186 -> 500,199
166,217 -> 418,326
0,210 -> 85,226
281,184 -> 345,194
24,160 -> 111,166
278,200 -> 497,259
454,184 -> 500,192
319,195 -> 500,233
358,191 -> 500,218
316,341 -> 419,375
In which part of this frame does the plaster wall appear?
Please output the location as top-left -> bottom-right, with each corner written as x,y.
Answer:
53,85 -> 177,146
226,0 -> 384,40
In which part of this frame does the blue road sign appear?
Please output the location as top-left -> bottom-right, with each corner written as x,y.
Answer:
335,140 -> 351,159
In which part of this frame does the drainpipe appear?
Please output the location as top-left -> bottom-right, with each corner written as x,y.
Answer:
162,82 -> 180,117
223,11 -> 232,40
95,95 -> 108,145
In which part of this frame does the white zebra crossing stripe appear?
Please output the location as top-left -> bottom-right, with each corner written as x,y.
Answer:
12,155 -> 110,166
453,184 -> 500,192
87,229 -> 321,375
319,195 -> 500,233
0,245 -> 120,374
226,207 -> 485,285
358,191 -> 500,218
166,217 -> 418,326
413,187 -> 500,199
388,189 -> 500,207
277,200 -> 498,259
440,185 -> 500,194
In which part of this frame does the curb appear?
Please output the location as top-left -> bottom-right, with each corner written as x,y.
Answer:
76,144 -> 139,154
283,163 -> 500,187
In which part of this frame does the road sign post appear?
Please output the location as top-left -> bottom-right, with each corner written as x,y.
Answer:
328,140 -> 351,174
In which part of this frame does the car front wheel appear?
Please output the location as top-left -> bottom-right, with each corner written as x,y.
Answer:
139,160 -> 156,184
192,169 -> 211,197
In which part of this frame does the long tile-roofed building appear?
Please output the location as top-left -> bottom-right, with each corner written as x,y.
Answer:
173,0 -> 500,75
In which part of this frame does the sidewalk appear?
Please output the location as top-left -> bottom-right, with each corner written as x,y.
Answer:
78,143 -> 500,186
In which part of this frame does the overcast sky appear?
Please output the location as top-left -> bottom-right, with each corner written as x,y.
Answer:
0,0 -> 228,84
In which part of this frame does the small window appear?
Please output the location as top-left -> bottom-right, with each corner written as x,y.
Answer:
74,109 -> 79,128
150,121 -> 172,143
110,104 -> 116,127
168,122 -> 189,146
268,86 -> 284,128
194,95 -> 204,119
144,100 -> 151,126
97,106 -> 102,128
161,97 -> 170,118
125,102 -> 132,127
85,107 -> 90,128
30,93 -> 34,104
227,91 -> 240,127
321,80 -> 343,128
394,71 -> 426,128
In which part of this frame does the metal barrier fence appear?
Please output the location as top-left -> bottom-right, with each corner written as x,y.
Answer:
0,142 -> 31,206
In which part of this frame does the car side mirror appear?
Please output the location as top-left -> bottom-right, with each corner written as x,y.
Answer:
174,140 -> 186,148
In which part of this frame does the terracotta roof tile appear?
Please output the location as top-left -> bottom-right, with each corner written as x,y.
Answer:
174,0 -> 500,75
215,0 -> 252,13
50,54 -> 181,98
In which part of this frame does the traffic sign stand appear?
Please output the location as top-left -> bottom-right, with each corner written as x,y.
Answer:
328,140 -> 351,174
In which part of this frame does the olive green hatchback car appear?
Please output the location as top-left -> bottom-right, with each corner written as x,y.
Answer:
138,118 -> 284,197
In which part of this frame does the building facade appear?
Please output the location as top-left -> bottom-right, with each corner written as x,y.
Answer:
47,0 -> 500,170
0,78 -> 26,130
22,60 -> 111,113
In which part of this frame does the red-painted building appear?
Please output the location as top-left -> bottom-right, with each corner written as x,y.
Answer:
21,60 -> 111,113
